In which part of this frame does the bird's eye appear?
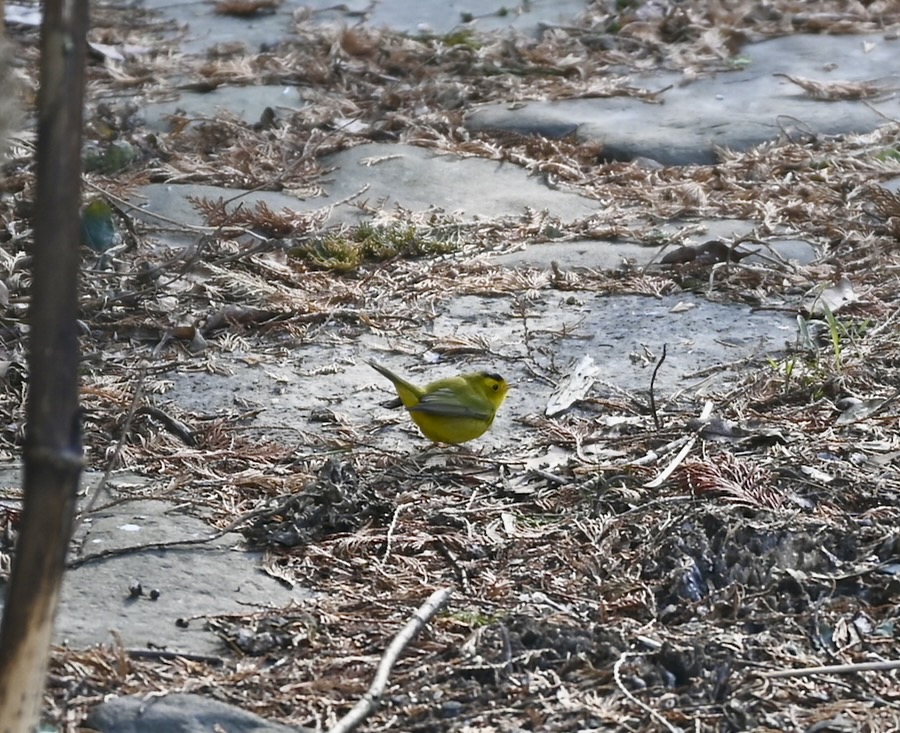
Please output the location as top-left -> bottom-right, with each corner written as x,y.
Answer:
491,383 -> 499,391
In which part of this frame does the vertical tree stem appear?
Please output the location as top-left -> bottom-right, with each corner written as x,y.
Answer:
0,0 -> 87,729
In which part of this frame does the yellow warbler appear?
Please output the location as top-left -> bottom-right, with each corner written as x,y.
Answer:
368,359 -> 509,444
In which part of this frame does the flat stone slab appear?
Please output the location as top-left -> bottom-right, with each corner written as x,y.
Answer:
494,232 -> 819,270
142,0 -> 590,55
467,33 -> 899,165
161,292 -> 796,453
352,0 -> 587,35
62,500 -> 310,654
131,142 -> 600,240
143,85 -> 304,132
494,219 -> 761,270
130,183 -> 306,230
0,469 -> 308,655
85,693 -> 303,733
316,142 -> 599,222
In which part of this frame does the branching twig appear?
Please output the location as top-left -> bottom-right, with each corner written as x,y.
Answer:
328,588 -> 453,733
648,344 -> 667,430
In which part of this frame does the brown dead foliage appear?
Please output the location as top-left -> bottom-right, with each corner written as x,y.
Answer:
214,0 -> 281,19
1,0 -> 900,732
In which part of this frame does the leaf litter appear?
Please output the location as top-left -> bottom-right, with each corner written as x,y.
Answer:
2,0 -> 900,731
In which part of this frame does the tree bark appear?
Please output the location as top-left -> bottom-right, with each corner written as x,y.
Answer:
0,0 -> 87,729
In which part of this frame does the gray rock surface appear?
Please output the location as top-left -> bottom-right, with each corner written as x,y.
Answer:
142,0 -> 590,55
140,0 -> 900,169
317,142 -> 600,222
493,232 -> 818,270
60,497 -> 310,654
741,238 -> 818,266
467,33 -> 900,165
0,469 -> 308,655
160,293 -> 796,454
131,141 -> 600,237
143,86 -> 305,132
84,693 -> 303,733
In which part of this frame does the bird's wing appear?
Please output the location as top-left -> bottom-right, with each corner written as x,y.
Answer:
410,387 -> 491,420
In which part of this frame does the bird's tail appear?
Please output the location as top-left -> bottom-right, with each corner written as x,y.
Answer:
367,359 -> 422,408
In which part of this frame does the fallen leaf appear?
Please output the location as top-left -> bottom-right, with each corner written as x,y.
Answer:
670,301 -> 696,313
545,355 -> 600,417
805,276 -> 857,316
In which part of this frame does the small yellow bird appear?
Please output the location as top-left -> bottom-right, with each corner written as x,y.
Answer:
368,359 -> 509,444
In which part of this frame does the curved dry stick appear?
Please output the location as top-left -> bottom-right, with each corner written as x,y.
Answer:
380,501 -> 413,567
328,588 -> 453,733
612,651 -> 680,733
